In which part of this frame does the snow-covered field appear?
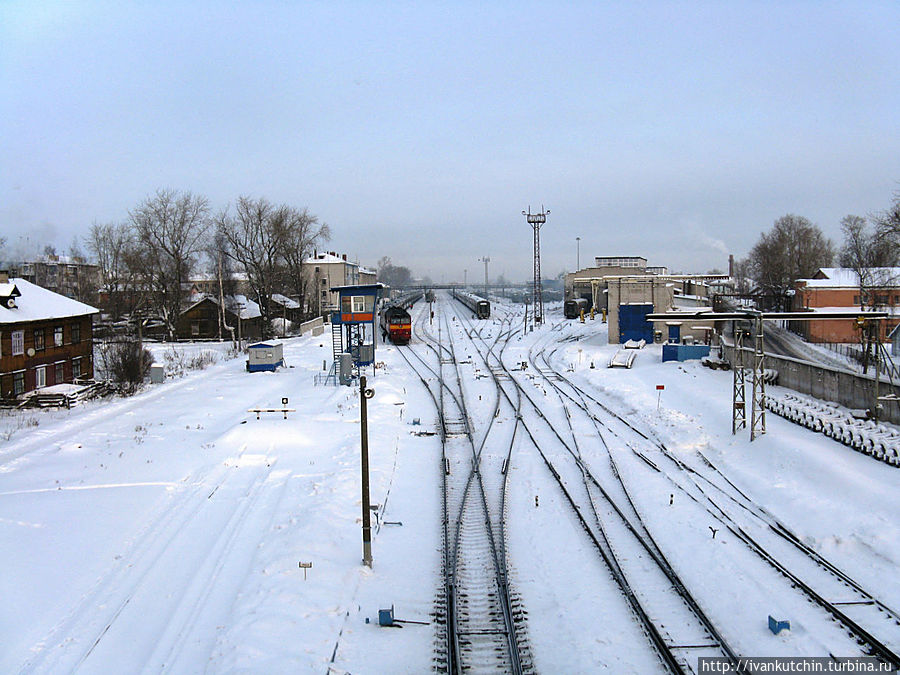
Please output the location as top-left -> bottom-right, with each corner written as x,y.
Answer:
2,300 -> 898,673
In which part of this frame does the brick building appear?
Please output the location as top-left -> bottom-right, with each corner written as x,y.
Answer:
794,267 -> 900,342
0,275 -> 98,399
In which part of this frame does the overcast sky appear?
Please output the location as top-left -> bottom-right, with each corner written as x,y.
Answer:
2,1 -> 899,282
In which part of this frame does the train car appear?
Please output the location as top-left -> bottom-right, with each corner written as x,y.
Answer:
564,297 -> 590,319
452,288 -> 491,319
379,290 -> 423,344
380,304 -> 413,344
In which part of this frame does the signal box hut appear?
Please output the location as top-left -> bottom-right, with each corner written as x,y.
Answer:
246,341 -> 284,372
330,283 -> 384,369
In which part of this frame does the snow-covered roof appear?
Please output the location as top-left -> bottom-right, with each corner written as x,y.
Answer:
0,282 -> 22,298
270,293 -> 300,309
304,252 -> 358,266
182,293 -> 262,320
0,278 -> 98,324
804,305 -> 900,317
188,272 -> 250,282
801,267 -> 900,289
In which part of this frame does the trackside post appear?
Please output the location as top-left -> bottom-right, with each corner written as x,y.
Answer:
360,375 -> 375,567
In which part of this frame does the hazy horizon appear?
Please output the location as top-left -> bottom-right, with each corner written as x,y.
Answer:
2,2 -> 899,283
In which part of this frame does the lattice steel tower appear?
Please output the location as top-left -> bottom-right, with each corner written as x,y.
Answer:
523,206 -> 548,324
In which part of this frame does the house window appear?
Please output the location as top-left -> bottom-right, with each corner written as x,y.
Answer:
35,366 -> 46,389
352,296 -> 367,313
55,362 -> 65,384
54,326 -> 63,347
876,295 -> 888,305
71,322 -> 81,343
13,371 -> 24,395
854,295 -> 860,305
12,330 -> 24,355
191,321 -> 201,336
34,328 -> 45,351
72,358 -> 82,379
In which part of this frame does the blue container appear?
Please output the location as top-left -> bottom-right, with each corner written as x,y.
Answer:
378,606 -> 394,627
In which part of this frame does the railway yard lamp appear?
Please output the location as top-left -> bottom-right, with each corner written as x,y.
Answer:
523,206 -> 549,325
479,256 -> 491,296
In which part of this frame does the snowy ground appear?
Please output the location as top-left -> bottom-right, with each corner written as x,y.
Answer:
1,300 -> 898,673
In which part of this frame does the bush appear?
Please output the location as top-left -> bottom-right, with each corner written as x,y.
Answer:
163,346 -> 219,378
101,341 -> 154,395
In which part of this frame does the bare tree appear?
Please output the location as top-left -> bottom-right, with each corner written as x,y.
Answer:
130,189 -> 211,340
215,196 -> 287,336
873,190 -> 900,261
838,214 -> 898,310
88,222 -> 133,320
377,256 -> 412,288
748,214 -> 834,309
278,206 -> 330,318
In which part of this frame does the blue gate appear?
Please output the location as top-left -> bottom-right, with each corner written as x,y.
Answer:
618,303 -> 655,343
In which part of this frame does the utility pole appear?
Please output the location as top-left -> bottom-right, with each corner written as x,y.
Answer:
523,206 -> 548,326
479,256 -> 490,296
359,375 -> 374,567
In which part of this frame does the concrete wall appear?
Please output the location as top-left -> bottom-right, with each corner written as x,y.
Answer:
299,316 -> 325,336
724,344 -> 900,425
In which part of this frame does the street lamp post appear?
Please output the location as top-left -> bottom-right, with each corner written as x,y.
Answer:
576,237 -> 581,270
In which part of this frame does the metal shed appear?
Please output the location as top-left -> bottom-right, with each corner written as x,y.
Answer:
246,341 -> 284,372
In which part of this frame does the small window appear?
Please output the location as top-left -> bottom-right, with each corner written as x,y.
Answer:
35,366 -> 46,389
34,329 -> 45,351
72,358 -> 82,379
13,371 -> 24,395
54,326 -> 63,347
12,330 -> 24,356
191,322 -> 200,336
55,362 -> 65,384
71,323 -> 81,344
352,296 -> 367,313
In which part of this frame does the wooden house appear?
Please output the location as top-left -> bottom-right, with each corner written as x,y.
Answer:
0,275 -> 99,399
176,295 -> 262,341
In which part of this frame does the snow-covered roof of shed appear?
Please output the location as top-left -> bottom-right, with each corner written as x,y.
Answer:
0,278 -> 98,324
801,267 -> 900,288
271,293 -> 300,309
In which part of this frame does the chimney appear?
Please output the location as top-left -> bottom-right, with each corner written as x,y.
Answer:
728,254 -> 734,277
342,254 -> 347,261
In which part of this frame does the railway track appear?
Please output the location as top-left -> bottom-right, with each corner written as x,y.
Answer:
397,295 -> 529,674
457,311 -> 740,673
530,328 -> 900,670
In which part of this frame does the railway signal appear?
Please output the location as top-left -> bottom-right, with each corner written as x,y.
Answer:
360,375 -> 375,567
